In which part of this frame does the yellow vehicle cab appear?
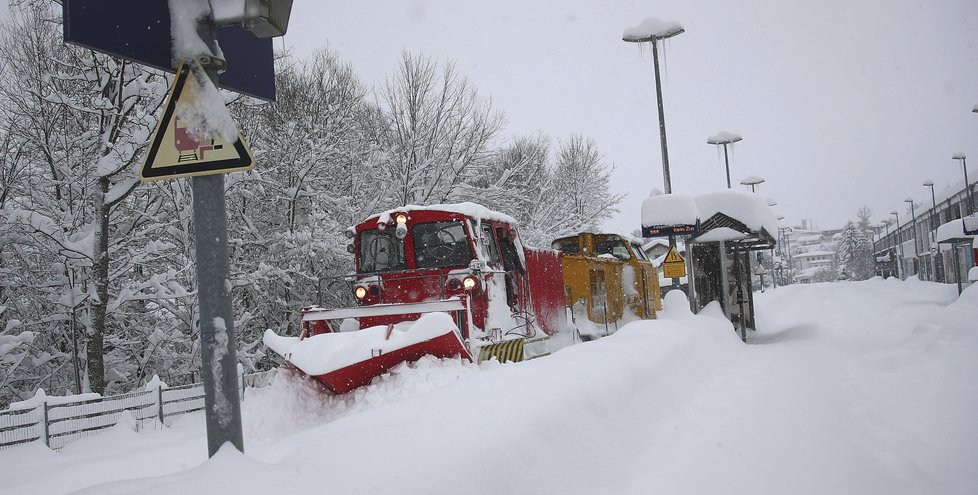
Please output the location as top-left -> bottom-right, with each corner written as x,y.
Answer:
551,233 -> 661,332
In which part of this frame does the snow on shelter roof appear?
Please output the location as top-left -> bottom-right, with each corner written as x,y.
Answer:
936,216 -> 978,243
694,190 -> 779,238
642,193 -> 700,227
369,202 -> 517,226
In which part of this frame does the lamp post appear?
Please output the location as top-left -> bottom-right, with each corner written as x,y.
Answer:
905,198 -> 920,277
708,131 -> 743,189
953,153 -> 973,216
769,200 -> 778,288
623,18 -> 684,195
891,210 -> 902,279
923,180 -> 938,281
740,175 -> 765,193
624,18 -> 684,290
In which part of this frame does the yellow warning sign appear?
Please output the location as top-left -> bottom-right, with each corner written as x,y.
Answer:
664,248 -> 684,264
139,61 -> 254,182
663,247 -> 686,279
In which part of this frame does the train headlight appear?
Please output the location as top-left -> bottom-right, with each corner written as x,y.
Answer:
395,223 -> 408,239
462,276 -> 478,291
395,213 -> 408,225
354,286 -> 368,299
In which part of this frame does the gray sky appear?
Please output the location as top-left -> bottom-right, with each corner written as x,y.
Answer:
5,0 -> 977,233
280,0 -> 978,233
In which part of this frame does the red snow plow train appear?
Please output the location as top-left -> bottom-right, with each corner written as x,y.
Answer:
263,203 -> 660,394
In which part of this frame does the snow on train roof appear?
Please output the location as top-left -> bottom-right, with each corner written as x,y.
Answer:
641,190 -> 778,238
369,202 -> 518,226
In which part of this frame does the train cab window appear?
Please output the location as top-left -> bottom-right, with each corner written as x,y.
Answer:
479,223 -> 501,263
551,238 -> 581,255
630,244 -> 649,261
595,239 -> 631,260
413,221 -> 474,269
359,229 -> 405,273
497,227 -> 524,273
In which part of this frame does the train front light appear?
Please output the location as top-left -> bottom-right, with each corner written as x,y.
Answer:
354,286 -> 368,300
462,276 -> 479,291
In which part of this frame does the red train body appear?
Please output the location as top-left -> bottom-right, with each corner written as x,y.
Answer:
264,203 -> 569,394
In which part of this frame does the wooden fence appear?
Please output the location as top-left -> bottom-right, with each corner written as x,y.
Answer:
0,369 -> 277,451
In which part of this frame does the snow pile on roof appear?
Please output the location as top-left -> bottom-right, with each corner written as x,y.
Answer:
694,190 -> 779,237
370,202 -> 517,226
707,131 -> 743,144
936,217 -> 977,243
263,312 -> 461,375
641,193 -> 699,227
622,18 -> 683,41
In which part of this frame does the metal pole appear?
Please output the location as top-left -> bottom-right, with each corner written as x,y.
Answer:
929,185 -> 938,281
650,39 -> 672,196
963,157 -> 973,216
909,202 -> 919,275
649,41 -> 680,290
723,144 -> 731,189
192,18 -> 244,457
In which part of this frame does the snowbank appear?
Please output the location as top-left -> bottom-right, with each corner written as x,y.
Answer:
263,312 -> 461,375
5,279 -> 977,495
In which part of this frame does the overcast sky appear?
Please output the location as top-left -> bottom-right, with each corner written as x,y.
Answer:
5,0 -> 978,233
279,0 -> 978,233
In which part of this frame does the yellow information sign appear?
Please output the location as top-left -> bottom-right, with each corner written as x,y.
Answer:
663,247 -> 686,279
139,61 -> 254,181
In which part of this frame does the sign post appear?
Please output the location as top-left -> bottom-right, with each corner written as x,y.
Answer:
190,18 -> 244,457
63,0 -> 292,458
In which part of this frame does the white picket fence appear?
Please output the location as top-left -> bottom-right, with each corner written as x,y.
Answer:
0,369 -> 277,451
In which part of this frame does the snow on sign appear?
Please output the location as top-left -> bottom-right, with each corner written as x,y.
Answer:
139,61 -> 255,182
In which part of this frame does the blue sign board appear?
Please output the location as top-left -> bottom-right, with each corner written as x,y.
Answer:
642,220 -> 700,238
63,0 -> 275,101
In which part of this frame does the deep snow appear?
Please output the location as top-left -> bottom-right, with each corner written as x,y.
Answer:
1,278 -> 975,495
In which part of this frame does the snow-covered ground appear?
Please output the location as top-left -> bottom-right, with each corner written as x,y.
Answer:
1,278 -> 976,495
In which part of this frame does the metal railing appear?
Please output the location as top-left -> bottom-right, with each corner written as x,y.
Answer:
0,369 -> 277,451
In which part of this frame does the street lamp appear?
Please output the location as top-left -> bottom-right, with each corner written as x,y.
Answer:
891,210 -> 902,279
708,131 -> 743,189
740,175 -> 765,193
905,198 -> 920,276
952,153 -> 973,216
923,180 -> 938,281
624,17 -> 684,290
623,18 -> 684,195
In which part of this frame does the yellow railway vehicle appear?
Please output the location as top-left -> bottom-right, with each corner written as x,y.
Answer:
551,233 -> 661,332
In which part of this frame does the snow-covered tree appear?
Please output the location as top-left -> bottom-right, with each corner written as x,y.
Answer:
835,221 -> 874,281
378,52 -> 503,206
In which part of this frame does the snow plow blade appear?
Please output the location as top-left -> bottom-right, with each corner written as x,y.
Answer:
314,331 -> 469,394
264,300 -> 473,395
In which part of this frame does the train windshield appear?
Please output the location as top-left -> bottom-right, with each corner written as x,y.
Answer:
358,228 -> 406,273
413,221 -> 473,269
595,238 -> 632,260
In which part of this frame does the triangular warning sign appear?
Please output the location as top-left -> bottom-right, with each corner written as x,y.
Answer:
139,61 -> 254,182
664,247 -> 684,264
